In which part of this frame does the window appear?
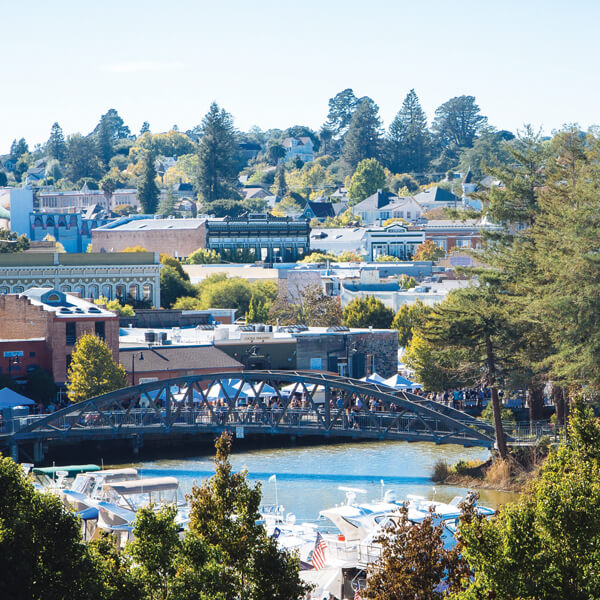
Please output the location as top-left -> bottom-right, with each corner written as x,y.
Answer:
309,358 -> 322,370
66,322 -> 76,345
366,354 -> 375,376
337,358 -> 348,377
29,351 -> 36,357
95,321 -> 105,341
406,211 -> 411,219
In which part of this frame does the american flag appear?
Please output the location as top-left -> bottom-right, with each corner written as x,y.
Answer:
311,532 -> 327,570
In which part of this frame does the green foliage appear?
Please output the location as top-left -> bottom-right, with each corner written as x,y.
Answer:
106,299 -> 135,316
24,367 -> 57,406
364,503 -> 469,600
348,158 -> 386,202
200,198 -> 265,218
186,248 -> 222,264
160,254 -> 189,280
246,294 -> 269,323
137,149 -> 160,213
342,97 -> 382,168
10,137 -> 28,160
269,284 -> 342,327
196,275 -> 254,315
273,163 -> 288,197
413,239 -> 445,261
299,251 -> 335,263
271,195 -> 302,217
160,265 -> 195,308
481,402 -> 515,422
197,102 -> 239,202
0,229 -> 30,253
0,455 -> 101,600
157,187 -> 177,216
67,334 -> 127,403
456,402 -> 600,600
66,133 -> 102,181
343,295 -> 394,329
391,300 -> 433,347
432,95 -> 488,148
0,171 -> 7,187
325,88 -> 359,137
46,121 -> 67,161
315,208 -> 361,228
375,255 -> 400,262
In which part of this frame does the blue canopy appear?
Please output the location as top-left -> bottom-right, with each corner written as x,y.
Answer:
0,387 -> 36,409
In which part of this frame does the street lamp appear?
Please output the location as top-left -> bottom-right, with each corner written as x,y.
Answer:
131,352 -> 144,385
7,355 -> 20,380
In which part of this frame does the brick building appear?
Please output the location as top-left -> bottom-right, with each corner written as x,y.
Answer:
0,288 -> 119,385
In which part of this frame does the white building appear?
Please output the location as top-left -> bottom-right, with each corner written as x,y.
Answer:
39,185 -> 139,213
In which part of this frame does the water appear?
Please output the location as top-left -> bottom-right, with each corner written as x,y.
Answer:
132,441 -> 518,519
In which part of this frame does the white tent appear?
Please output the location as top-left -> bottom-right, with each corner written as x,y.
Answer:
359,372 -> 389,385
206,379 -> 244,400
383,374 -> 423,390
280,382 -> 324,395
0,387 -> 35,409
232,381 -> 277,398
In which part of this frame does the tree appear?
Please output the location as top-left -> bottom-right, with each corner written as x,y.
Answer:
157,187 -> 177,216
66,134 -> 101,181
343,295 -> 394,329
24,367 -> 57,406
196,276 -> 254,315
139,121 -> 150,135
269,284 -> 342,327
187,433 -> 310,600
457,129 -> 515,179
246,294 -> 269,323
271,196 -> 302,217
9,138 -> 28,160
160,265 -> 195,308
137,149 -> 160,213
0,171 -> 7,187
385,89 -> 430,173
413,240 -> 445,262
46,122 -> 67,161
186,248 -> 222,264
432,95 -> 488,148
273,163 -> 288,197
455,402 -> 600,600
325,88 -> 358,137
364,504 -> 469,600
419,280 -> 511,458
0,229 -> 30,253
197,102 -> 239,202
67,334 -> 127,403
105,299 -> 135,316
267,143 -> 286,165
0,456 -> 103,600
391,300 -> 433,347
342,97 -> 382,168
348,158 -> 386,202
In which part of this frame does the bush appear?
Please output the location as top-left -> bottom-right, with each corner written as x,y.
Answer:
432,459 -> 450,482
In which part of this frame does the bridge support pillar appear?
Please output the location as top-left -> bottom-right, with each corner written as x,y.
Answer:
9,443 -> 18,463
33,441 -> 44,463
131,435 -> 144,456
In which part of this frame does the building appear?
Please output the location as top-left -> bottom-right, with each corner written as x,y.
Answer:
24,212 -> 113,253
413,186 -> 460,211
119,308 -> 237,328
419,219 -> 500,254
311,223 -> 425,260
0,252 -> 161,307
302,201 -> 337,221
0,288 -> 119,385
352,190 -> 423,225
206,214 -> 311,262
39,185 -> 139,213
283,137 -> 315,163
119,322 -> 398,379
0,186 -> 34,234
120,345 -> 243,385
92,216 -> 207,258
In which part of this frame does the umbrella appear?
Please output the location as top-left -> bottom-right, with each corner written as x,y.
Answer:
383,374 -> 423,390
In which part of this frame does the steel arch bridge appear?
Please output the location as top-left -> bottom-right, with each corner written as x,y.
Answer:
0,371 -> 498,462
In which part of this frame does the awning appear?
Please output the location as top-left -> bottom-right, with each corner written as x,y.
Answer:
33,464 -> 101,476
103,476 -> 179,495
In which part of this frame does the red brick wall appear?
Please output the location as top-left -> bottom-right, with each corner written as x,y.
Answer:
0,340 -> 51,378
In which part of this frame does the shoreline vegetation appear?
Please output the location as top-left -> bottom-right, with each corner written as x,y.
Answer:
432,437 -> 553,492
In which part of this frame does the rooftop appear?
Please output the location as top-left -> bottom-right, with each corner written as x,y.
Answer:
95,217 -> 206,231
21,288 -> 116,319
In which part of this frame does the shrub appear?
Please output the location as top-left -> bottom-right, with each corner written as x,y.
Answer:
432,459 -> 450,482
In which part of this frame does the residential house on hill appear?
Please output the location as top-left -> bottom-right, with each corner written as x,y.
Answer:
352,190 -> 422,225
303,201 -> 336,221
283,137 -> 314,163
413,186 -> 460,211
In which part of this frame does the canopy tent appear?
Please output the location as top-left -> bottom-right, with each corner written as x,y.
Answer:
359,372 -> 389,385
383,374 -> 423,390
280,382 -> 324,395
232,380 -> 278,398
0,387 -> 36,409
206,378 -> 244,400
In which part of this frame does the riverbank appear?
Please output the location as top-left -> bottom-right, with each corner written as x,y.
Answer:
432,440 -> 552,492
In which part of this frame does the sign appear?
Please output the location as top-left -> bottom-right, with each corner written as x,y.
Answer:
3,351 -> 24,358
239,333 -> 273,343
236,426 -> 245,439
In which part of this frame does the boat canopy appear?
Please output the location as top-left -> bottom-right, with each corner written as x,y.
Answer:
33,464 -> 101,476
103,477 -> 179,495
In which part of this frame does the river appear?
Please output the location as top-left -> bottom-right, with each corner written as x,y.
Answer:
133,440 -> 517,519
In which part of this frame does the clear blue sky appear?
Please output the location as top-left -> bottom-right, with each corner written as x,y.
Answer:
1,0 -> 599,152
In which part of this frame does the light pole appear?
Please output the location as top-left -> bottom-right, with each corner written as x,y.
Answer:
131,352 -> 144,385
7,355 -> 20,380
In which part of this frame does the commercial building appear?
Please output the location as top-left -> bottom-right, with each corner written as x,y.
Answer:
0,252 -> 162,307
419,219 -> 501,254
0,186 -> 34,233
0,288 -> 119,385
38,186 -> 138,213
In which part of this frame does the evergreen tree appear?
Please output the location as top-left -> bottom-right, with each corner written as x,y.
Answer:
66,133 -> 101,181
385,89 -> 430,173
348,158 -> 386,202
325,88 -> 358,137
46,122 -> 67,161
137,150 -> 160,213
274,163 -> 288,197
197,102 -> 239,202
432,95 -> 488,148
0,172 -> 7,187
67,334 -> 127,403
139,121 -> 150,136
9,138 -> 28,160
342,97 -> 382,168
157,186 -> 177,215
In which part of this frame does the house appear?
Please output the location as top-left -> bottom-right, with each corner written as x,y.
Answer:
283,137 -> 314,163
331,187 -> 349,201
418,218 -> 501,254
413,186 -> 460,211
243,187 -> 271,200
352,190 -> 422,225
303,201 -> 336,221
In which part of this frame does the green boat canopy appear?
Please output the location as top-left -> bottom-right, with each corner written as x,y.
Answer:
33,464 -> 101,476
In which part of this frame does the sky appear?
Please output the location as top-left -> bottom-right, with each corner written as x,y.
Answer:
1,0 -> 599,153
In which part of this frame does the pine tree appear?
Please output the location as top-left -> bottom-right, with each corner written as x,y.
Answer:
432,95 -> 487,148
137,150 -> 160,213
342,97 -> 382,168
197,102 -> 239,202
46,122 -> 67,161
67,334 -> 127,403
325,88 -> 358,137
385,89 -> 430,173
274,163 -> 288,197
139,121 -> 150,136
